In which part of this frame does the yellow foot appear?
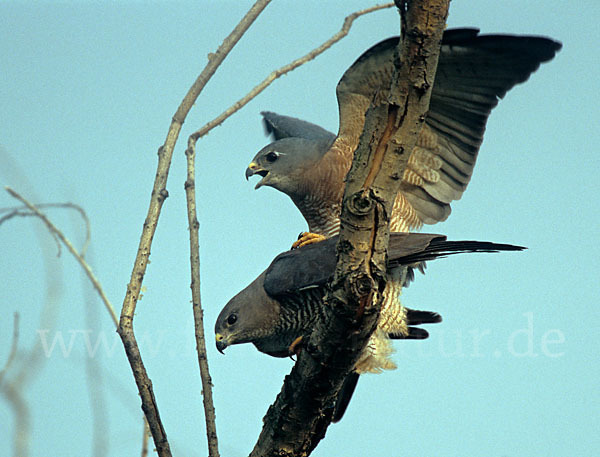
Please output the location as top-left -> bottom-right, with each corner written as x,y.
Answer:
288,335 -> 304,357
292,232 -> 327,249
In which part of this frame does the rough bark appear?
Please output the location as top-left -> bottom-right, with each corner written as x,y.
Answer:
250,1 -> 450,456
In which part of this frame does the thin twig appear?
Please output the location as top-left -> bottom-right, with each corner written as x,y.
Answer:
0,313 -> 28,457
85,351 -> 109,457
0,208 -> 63,255
0,202 -> 91,256
0,381 -> 30,457
2,191 -> 150,453
116,1 -> 272,455
189,2 -> 394,141
0,313 -> 20,386
5,187 -> 119,328
184,144 -> 219,456
1,192 -> 65,457
78,246 -> 109,457
1,148 -> 72,457
141,419 -> 150,457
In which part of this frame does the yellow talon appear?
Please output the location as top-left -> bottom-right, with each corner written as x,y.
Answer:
288,335 -> 304,356
292,232 -> 327,249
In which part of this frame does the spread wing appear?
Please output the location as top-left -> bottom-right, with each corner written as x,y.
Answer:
261,111 -> 336,142
336,28 -> 562,228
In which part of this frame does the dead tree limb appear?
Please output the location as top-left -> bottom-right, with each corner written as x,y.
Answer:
250,1 -> 450,455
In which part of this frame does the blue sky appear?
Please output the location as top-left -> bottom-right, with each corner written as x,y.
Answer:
1,1 -> 598,456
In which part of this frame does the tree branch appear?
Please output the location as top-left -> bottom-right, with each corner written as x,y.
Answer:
116,1 -> 272,456
5,187 -> 118,327
0,202 -> 91,256
0,380 -> 30,457
185,144 -> 219,456
250,1 -> 450,455
0,313 -> 19,386
141,419 -> 150,457
1,182 -> 67,457
189,3 -> 394,141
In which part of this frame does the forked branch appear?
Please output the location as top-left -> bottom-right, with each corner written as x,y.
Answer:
116,1 -> 272,456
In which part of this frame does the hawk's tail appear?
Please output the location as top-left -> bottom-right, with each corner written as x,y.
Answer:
390,239 -> 526,268
389,308 -> 442,340
333,372 -> 360,423
333,308 -> 442,422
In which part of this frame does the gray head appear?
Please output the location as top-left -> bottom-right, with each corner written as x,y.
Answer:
215,272 -> 280,354
245,137 -> 331,197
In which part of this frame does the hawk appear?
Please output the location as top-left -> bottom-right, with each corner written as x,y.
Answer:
246,29 -> 562,235
215,232 -> 524,420
244,29 -> 561,372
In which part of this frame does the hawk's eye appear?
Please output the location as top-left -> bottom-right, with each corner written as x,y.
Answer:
265,151 -> 279,163
226,313 -> 238,326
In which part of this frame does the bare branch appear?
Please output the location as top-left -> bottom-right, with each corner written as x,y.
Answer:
0,313 -> 19,386
1,189 -> 151,455
141,419 -> 150,457
190,2 -> 394,141
2,149 -> 104,457
79,262 -> 109,457
116,1 -> 272,455
250,1 -> 450,455
0,313 -> 28,457
0,208 -> 62,255
1,176 -> 66,457
0,381 -> 30,457
5,187 -> 119,328
184,143 -> 219,456
0,202 -> 92,257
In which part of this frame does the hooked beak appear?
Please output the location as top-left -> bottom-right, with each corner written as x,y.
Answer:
215,333 -> 228,354
245,162 -> 268,189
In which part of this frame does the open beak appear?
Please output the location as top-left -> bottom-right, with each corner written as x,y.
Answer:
215,333 -> 228,354
245,162 -> 268,189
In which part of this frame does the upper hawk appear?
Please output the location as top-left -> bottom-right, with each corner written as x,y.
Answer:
247,28 -> 562,235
